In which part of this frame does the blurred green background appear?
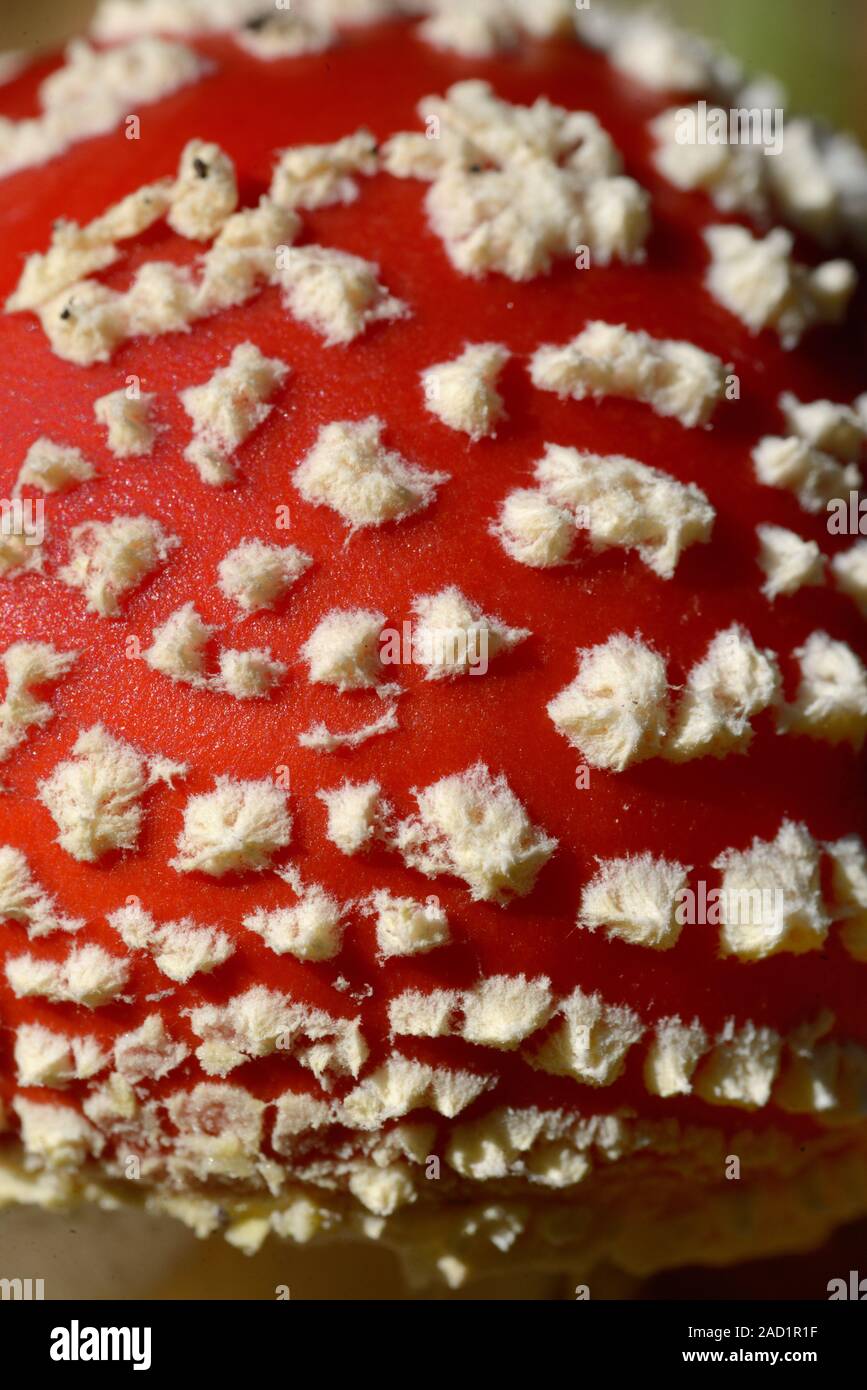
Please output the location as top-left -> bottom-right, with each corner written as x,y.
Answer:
1,0 -> 865,138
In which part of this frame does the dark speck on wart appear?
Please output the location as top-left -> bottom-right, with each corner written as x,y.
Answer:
60,307 -> 72,320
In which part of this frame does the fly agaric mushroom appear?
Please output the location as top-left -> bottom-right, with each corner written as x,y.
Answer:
1,0 -> 867,1293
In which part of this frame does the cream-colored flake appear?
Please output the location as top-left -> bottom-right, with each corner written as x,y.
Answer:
11,175 -> 297,366
388,988 -> 459,1038
529,988 -> 644,1086
752,436 -> 861,514
166,1083 -> 266,1184
59,514 -> 178,617
585,9 -> 732,93
651,107 -> 855,245
644,1017 -> 709,1097
548,633 -> 669,772
7,943 -> 128,1007
0,642 -> 77,762
535,444 -> 715,579
168,139 -> 238,241
301,608 -> 386,690
108,901 -> 234,982
782,631 -> 867,747
93,0 -> 284,39
826,836 -> 867,961
650,107 -> 767,221
0,38 -> 206,178
0,845 -> 83,937
276,246 -> 407,346
36,281 -> 127,365
38,724 -> 184,863
348,1163 -> 415,1217
383,81 -> 650,280
460,975 -> 553,1049
757,524 -> 825,600
299,705 -> 399,752
237,11 -> 333,58
215,648 -> 286,700
530,321 -> 726,429
704,225 -> 856,348
14,1024 -> 108,1087
243,886 -> 344,961
579,854 -> 690,950
114,1014 -> 189,1082
0,528 -> 44,580
394,762 -> 556,904
773,1014 -> 845,1116
270,129 -> 379,209
419,0 -> 573,55
665,625 -> 781,761
339,1054 -> 493,1130
144,603 -> 213,686
171,776 -> 291,877
421,343 -> 509,440
193,194 -> 300,311
779,391 -> 865,460
694,1020 -> 782,1110
271,1093 -> 333,1151
370,889 -> 451,958
294,417 -> 448,530
217,539 -> 312,612
14,437 -> 95,494
492,489 -> 575,569
181,342 -> 289,485
713,820 -> 829,960
12,1097 -> 100,1169
411,586 -> 529,679
831,541 -> 867,614
318,779 -> 384,856
94,389 -> 157,458
188,986 -> 366,1087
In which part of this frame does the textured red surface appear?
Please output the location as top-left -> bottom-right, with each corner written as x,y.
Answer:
0,21 -> 865,1138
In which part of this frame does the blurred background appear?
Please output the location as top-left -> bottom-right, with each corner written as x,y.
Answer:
1,0 -> 865,1301
1,0 -> 866,139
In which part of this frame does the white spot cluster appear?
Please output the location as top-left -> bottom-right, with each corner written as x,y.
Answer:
421,343 -> 510,440
188,985 -> 367,1088
218,539 -> 312,612
0,642 -> 77,762
59,515 -> 179,618
170,776 -> 292,877
495,444 -> 715,579
108,900 -> 235,982
14,438 -> 95,494
548,625 -> 865,769
0,846 -> 83,938
94,390 -> 157,458
143,603 -> 287,700
383,81 -> 650,281
393,763 -> 557,904
38,724 -> 186,863
530,322 -> 727,429
0,38 -> 207,177
181,342 -> 289,486
704,225 -> 856,348
753,390 -> 864,514
293,417 -> 448,530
